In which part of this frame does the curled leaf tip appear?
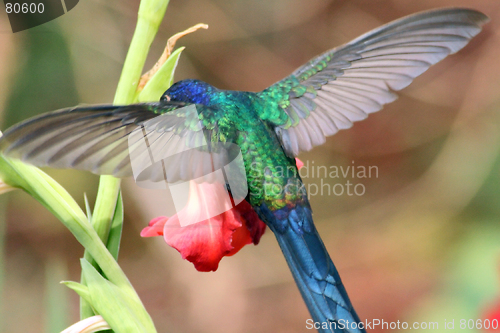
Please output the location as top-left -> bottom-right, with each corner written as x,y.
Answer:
167,23 -> 208,53
138,23 -> 209,90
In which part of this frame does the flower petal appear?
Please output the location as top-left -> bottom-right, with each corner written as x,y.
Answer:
235,200 -> 266,245
482,300 -> 500,331
163,208 -> 242,271
142,177 -> 269,271
295,158 -> 304,170
140,216 -> 167,237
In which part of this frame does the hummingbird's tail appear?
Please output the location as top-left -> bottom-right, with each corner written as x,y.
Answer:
257,203 -> 365,333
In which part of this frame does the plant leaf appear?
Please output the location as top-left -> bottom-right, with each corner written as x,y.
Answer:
81,259 -> 156,333
137,47 -> 184,102
62,281 -> 91,304
84,193 -> 92,221
106,191 -> 123,260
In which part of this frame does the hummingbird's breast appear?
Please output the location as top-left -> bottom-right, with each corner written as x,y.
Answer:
225,91 -> 304,209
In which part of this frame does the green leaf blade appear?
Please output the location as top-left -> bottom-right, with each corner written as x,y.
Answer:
137,47 -> 185,102
81,259 -> 156,333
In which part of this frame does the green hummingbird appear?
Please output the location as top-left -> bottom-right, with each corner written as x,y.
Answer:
0,8 -> 488,333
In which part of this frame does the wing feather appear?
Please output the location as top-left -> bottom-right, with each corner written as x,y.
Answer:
262,8 -> 488,157
0,102 -> 239,183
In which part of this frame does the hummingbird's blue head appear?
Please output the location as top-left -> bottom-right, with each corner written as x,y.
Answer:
162,79 -> 213,105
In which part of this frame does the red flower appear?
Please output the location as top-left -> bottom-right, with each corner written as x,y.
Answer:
295,157 -> 304,170
480,259 -> 500,331
141,158 -> 304,271
483,301 -> 500,331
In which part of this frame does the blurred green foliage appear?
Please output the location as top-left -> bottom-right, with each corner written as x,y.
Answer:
3,24 -> 79,127
0,1 -> 499,332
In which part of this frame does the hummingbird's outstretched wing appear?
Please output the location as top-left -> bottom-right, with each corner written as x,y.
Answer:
0,102 -> 241,184
261,8 -> 488,157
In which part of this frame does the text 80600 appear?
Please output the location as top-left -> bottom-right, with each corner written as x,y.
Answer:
5,3 -> 45,14
460,319 -> 498,330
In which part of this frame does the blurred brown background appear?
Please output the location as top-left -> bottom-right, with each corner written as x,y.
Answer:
1,0 -> 500,332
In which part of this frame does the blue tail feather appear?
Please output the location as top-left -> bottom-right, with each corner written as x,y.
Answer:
256,202 -> 365,333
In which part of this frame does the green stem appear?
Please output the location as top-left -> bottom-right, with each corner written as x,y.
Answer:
81,176 -> 121,318
114,0 -> 171,105
92,177 -> 121,243
89,0 -> 171,251
0,158 -> 134,293
0,0 -> 171,329
88,0 -> 171,253
79,0 -> 170,321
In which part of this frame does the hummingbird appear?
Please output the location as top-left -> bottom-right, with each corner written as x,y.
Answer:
0,8 -> 488,333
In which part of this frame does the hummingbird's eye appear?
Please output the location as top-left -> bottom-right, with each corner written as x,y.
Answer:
162,94 -> 171,101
